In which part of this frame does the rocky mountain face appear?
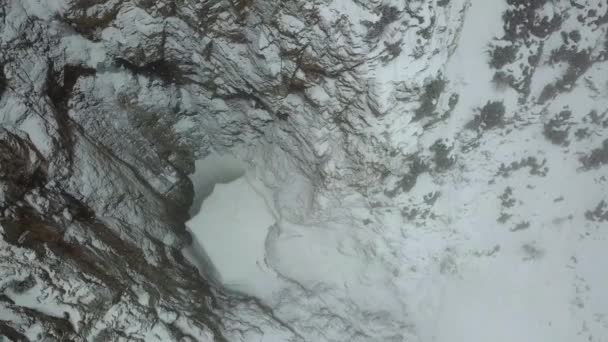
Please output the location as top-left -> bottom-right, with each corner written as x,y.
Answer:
1,0 -> 607,341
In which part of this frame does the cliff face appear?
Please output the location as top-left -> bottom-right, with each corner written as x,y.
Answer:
1,0 -> 608,341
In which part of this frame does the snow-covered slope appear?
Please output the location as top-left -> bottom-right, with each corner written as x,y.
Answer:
1,0 -> 607,341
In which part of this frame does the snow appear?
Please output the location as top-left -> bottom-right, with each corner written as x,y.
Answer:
189,153 -> 247,215
412,1 -> 608,341
6,281 -> 77,323
4,0 -> 606,339
445,0 -> 514,131
61,35 -> 108,68
21,0 -> 68,20
434,247 -> 574,342
17,116 -> 54,158
186,152 -> 415,340
185,153 -> 282,296
266,220 -> 403,316
187,175 -> 276,294
57,0 -> 608,338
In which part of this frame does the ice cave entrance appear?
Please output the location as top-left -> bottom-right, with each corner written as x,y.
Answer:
185,153 -> 275,293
